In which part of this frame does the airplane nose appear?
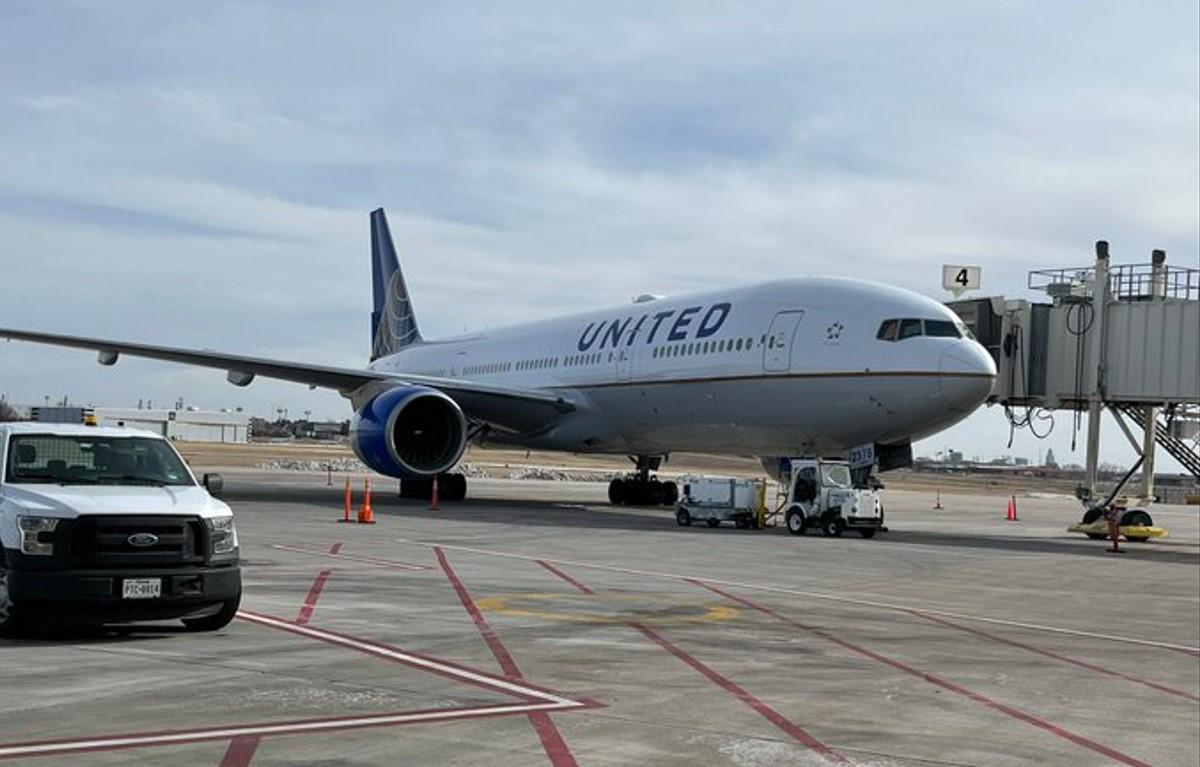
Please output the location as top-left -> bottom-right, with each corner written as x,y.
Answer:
938,342 -> 996,412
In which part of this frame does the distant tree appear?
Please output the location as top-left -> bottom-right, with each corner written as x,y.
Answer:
0,400 -> 19,422
1044,448 -> 1058,468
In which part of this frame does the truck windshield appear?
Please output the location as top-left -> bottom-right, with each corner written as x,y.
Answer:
4,435 -> 194,487
821,464 -> 852,488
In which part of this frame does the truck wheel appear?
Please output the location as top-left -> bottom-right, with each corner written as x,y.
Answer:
706,518 -> 720,528
734,515 -> 750,529
785,508 -> 806,536
182,593 -> 241,632
858,528 -> 876,539
822,517 -> 845,538
0,567 -> 28,638
675,507 -> 692,526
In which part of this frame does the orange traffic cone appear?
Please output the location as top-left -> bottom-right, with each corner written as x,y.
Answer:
429,475 -> 440,511
358,476 -> 376,524
1005,495 -> 1018,522
338,477 -> 352,523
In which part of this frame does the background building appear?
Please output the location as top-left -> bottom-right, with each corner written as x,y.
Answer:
29,406 -> 250,443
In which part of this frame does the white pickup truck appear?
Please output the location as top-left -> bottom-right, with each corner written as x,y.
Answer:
0,422 -> 241,636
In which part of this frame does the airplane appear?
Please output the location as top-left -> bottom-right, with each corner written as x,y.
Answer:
1,208 -> 996,505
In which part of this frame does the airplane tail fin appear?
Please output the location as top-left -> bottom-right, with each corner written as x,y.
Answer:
370,208 -> 423,361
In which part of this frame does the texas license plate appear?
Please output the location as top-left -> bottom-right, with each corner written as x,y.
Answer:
122,578 -> 162,599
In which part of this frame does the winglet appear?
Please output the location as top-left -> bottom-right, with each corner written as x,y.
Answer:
370,208 -> 423,360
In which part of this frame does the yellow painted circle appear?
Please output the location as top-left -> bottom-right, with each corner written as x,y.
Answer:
475,592 -> 738,625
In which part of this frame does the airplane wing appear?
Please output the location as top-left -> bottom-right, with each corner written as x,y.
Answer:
0,328 -> 575,434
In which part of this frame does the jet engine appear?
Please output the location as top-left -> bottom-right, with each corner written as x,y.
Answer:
350,386 -> 467,479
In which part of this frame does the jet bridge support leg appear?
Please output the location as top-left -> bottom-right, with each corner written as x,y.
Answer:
608,455 -> 678,507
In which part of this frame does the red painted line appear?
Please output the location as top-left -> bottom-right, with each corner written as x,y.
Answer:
238,610 -> 577,703
270,543 -> 426,571
631,621 -> 849,763
295,569 -> 332,625
0,702 -> 578,761
692,580 -> 1153,767
218,736 -> 260,767
435,547 -> 580,767
537,560 -> 594,595
329,542 -> 343,555
1166,645 -> 1200,658
910,610 -> 1200,703
403,540 -> 1200,655
537,561 -> 847,764
0,611 -> 595,761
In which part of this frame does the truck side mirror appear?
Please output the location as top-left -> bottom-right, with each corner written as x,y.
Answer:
203,473 -> 224,497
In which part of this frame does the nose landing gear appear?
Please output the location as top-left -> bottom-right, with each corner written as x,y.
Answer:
608,455 -> 678,507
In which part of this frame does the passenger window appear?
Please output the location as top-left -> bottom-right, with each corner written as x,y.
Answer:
877,320 -> 899,341
898,319 -> 923,340
925,320 -> 960,338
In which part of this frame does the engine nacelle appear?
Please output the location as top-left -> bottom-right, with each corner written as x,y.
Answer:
350,386 -> 467,479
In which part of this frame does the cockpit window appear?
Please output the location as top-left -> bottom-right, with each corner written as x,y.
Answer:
898,319 -> 923,340
877,318 -> 964,341
924,320 -> 961,338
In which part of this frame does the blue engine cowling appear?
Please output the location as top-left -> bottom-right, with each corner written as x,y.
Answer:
350,386 -> 468,479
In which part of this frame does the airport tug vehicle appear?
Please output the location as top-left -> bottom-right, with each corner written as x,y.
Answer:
0,422 -> 241,636
779,459 -> 885,538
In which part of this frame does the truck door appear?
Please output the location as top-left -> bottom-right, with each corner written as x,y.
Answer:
764,310 -> 804,373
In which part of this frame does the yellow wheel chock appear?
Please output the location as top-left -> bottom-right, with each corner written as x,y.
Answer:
1067,521 -> 1169,540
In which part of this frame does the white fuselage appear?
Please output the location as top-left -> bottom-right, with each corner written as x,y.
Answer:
368,278 -> 996,458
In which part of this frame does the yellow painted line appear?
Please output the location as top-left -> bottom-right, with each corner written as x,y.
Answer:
399,538 -> 1200,654
476,592 -> 739,625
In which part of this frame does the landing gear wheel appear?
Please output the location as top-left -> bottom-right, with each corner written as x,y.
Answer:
400,478 -> 433,500
182,593 -> 241,632
821,517 -> 845,538
444,474 -> 468,501
858,528 -> 876,539
608,478 -> 625,505
675,507 -> 692,526
785,508 -> 806,536
0,567 -> 28,638
647,479 -> 665,506
660,482 -> 678,506
706,518 -> 720,528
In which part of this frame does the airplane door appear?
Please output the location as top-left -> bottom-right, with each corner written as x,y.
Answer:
764,310 -> 804,373
616,348 -> 632,381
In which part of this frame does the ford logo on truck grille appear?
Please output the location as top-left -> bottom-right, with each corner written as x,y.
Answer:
127,533 -> 159,548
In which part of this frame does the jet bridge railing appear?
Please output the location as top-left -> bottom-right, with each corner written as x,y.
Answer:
1029,261 -> 1199,302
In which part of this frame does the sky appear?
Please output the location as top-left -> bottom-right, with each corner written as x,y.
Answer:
1,2 -> 1197,471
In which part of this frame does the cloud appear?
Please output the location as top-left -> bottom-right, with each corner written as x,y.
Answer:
0,2 -> 1195,470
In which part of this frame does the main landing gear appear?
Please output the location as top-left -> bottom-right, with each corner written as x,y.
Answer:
400,473 -> 468,501
608,456 -> 678,507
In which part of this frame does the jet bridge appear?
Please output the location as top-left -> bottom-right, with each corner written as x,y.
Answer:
947,242 -> 1199,514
